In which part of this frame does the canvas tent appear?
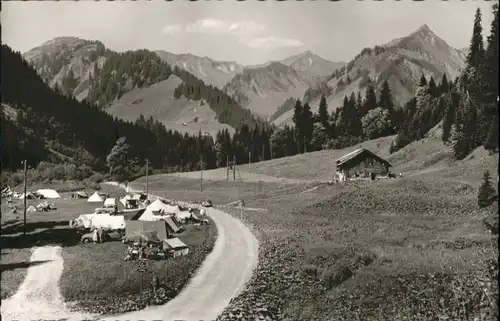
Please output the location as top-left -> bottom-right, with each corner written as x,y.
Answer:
74,213 -> 125,230
124,230 -> 162,244
175,209 -> 193,221
27,205 -> 37,212
163,216 -> 181,234
125,220 -> 170,241
72,191 -> 88,199
75,214 -> 94,228
120,195 -> 132,206
88,192 -> 105,203
36,189 -> 61,199
104,198 -> 117,207
138,199 -> 175,221
89,214 -> 125,230
162,237 -> 189,257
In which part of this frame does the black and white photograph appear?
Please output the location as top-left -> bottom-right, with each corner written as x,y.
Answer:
1,0 -> 498,320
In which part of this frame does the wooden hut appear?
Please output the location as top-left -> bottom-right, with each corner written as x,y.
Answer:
335,148 -> 392,181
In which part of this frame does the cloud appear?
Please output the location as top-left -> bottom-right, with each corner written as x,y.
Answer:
244,37 -> 304,49
185,18 -> 266,36
163,19 -> 303,50
162,24 -> 182,35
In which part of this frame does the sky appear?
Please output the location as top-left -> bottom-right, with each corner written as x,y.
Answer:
1,0 -> 496,66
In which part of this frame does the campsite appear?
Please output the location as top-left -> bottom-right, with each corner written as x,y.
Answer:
1,183 -> 217,315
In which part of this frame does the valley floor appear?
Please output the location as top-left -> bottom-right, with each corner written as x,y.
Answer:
137,133 -> 498,320
1,133 -> 498,320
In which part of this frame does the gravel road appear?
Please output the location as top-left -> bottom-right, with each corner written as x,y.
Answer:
0,246 -> 96,321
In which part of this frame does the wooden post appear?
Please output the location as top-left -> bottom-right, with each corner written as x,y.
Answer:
248,151 -> 251,169
145,158 -> 149,199
233,155 -> 236,180
200,156 -> 203,192
226,155 -> 229,181
23,160 -> 27,235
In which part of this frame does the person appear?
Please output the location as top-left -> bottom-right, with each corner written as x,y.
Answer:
97,227 -> 104,243
92,229 -> 98,244
151,272 -> 160,296
138,245 -> 144,259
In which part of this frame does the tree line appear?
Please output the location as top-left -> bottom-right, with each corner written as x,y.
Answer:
269,78 -> 402,157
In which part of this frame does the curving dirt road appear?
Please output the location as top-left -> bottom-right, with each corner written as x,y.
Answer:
0,246 -> 96,321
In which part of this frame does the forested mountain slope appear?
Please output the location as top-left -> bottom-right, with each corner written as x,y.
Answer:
273,24 -> 467,126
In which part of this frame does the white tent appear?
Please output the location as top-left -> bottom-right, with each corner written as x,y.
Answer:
104,198 -> 117,207
88,192 -> 105,203
75,214 -> 95,228
120,195 -> 132,206
36,189 -> 61,199
75,213 -> 125,230
175,210 -> 193,221
148,199 -> 169,211
89,214 -> 125,230
139,199 -> 173,221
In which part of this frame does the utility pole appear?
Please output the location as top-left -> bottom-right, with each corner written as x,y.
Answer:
23,160 -> 27,235
233,155 -> 236,180
270,142 -> 273,160
145,158 -> 149,199
200,155 -> 203,192
304,136 -> 307,153
248,151 -> 251,169
226,155 -> 229,181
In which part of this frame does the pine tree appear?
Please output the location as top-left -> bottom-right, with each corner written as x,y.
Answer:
377,80 -> 395,111
478,170 -> 497,208
428,77 -> 438,97
318,95 -> 329,128
377,80 -> 396,129
441,96 -> 456,144
356,92 -> 363,111
484,110 -> 499,152
482,3 -> 499,104
301,102 -> 314,152
440,74 -> 450,93
451,124 -> 469,160
467,8 -> 486,72
419,75 -> 427,87
363,82 -> 377,115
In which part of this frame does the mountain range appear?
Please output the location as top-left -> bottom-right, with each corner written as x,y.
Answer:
22,24 -> 467,133
272,24 -> 467,125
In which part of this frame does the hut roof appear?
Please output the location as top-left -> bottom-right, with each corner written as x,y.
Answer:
336,148 -> 392,170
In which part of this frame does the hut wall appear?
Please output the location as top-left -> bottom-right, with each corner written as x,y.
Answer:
340,156 -> 389,177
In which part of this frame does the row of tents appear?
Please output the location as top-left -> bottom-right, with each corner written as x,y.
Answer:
2,187 -> 62,200
72,196 -> 200,258
72,197 -> 202,235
